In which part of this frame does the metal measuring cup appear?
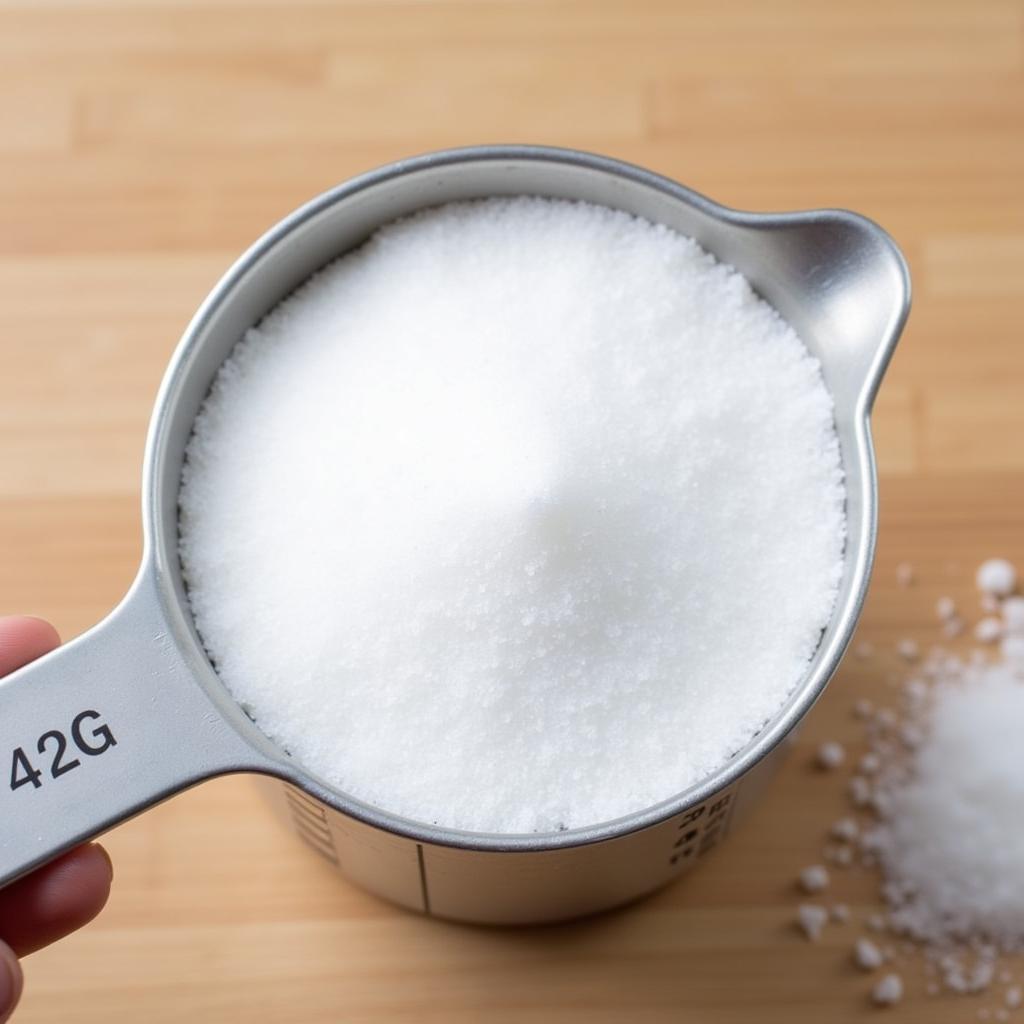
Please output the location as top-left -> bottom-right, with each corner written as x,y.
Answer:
0,146 -> 910,925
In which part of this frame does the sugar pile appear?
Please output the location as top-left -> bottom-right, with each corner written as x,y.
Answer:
179,196 -> 846,833
793,558 -> 1024,1010
869,661 -> 1024,950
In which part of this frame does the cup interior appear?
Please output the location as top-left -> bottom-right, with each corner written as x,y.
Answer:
142,145 -> 909,848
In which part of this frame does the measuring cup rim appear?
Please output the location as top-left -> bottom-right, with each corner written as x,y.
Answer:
139,143 -> 910,854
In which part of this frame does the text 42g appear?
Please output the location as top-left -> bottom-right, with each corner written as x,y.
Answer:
10,710 -> 117,792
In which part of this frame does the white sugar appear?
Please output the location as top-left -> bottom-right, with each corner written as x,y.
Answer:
868,661 -> 1024,949
849,775 -> 873,807
855,937 -> 886,971
799,864 -> 830,893
798,904 -> 830,941
872,972 -> 904,1006
976,617 -> 1004,644
897,638 -> 920,661
1003,636 -> 1024,664
977,559 -> 1017,598
179,197 -> 846,833
816,740 -> 846,770
831,817 -> 859,842
805,562 -> 1024,1004
1003,597 -> 1024,635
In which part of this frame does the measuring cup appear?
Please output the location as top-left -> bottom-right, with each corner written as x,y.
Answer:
0,145 -> 909,925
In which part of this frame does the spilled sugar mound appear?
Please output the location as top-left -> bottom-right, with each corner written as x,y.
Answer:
179,196 -> 846,833
870,661 -> 1024,951
794,560 -> 1024,1009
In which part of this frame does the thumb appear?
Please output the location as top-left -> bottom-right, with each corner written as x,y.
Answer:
0,941 -> 23,1023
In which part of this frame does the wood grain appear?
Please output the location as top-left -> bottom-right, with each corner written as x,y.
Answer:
1,1 -> 1022,1021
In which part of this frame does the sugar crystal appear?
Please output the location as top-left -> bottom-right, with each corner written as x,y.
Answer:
855,937 -> 886,971
977,559 -> 1017,598
872,973 -> 904,1006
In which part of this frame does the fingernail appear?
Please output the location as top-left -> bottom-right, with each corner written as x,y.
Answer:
95,842 -> 114,882
0,943 -> 23,1024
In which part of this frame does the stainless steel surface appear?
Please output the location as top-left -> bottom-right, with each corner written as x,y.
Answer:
258,736 -> 793,924
0,146 -> 910,922
0,570 -> 282,886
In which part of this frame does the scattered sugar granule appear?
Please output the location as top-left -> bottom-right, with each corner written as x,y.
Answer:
832,904 -> 850,923
1007,986 -> 1022,1009
816,741 -> 846,770
831,817 -> 859,842
1003,597 -> 1024,636
872,973 -> 904,1007
859,752 -> 882,775
1002,636 -> 1024,664
937,596 -> 957,620
976,617 -> 1004,644
896,563 -> 914,587
973,960 -> 998,992
854,698 -> 874,720
855,937 -> 886,971
798,904 -> 830,941
943,616 -> 965,638
896,639 -> 919,661
177,196 -> 846,834
833,845 -> 855,867
874,708 -> 898,731
856,641 -> 875,659
939,950 -> 995,991
867,914 -> 887,932
799,864 -> 830,893
849,776 -> 872,807
899,723 -> 924,749
904,678 -> 928,704
996,1010 -> 1010,1022
977,559 -> 1017,598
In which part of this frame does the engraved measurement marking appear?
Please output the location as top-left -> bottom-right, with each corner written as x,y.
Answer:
284,786 -> 339,866
416,843 -> 432,916
669,792 -> 735,867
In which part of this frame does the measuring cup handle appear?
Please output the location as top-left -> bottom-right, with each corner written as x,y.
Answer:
0,566 -> 275,889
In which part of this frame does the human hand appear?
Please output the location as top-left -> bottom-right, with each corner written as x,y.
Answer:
0,617 -> 113,1022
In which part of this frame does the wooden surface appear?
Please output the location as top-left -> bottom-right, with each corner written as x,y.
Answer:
1,1 -> 1023,1021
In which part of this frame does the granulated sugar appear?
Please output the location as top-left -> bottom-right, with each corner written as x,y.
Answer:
872,973 -> 904,1007
179,196 -> 846,833
793,558 -> 1024,1009
978,559 -> 1017,597
867,659 -> 1024,949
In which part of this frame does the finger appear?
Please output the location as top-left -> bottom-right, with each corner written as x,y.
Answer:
0,941 -> 23,1024
0,845 -> 112,957
0,616 -> 60,676
0,620 -> 112,955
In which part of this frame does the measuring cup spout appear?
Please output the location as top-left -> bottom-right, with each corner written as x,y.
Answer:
0,566 -> 274,889
737,211 -> 911,412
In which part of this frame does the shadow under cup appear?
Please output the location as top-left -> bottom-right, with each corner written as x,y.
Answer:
1,145 -> 910,924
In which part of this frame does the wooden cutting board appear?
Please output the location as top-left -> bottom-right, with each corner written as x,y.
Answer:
1,2 -> 1022,1021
